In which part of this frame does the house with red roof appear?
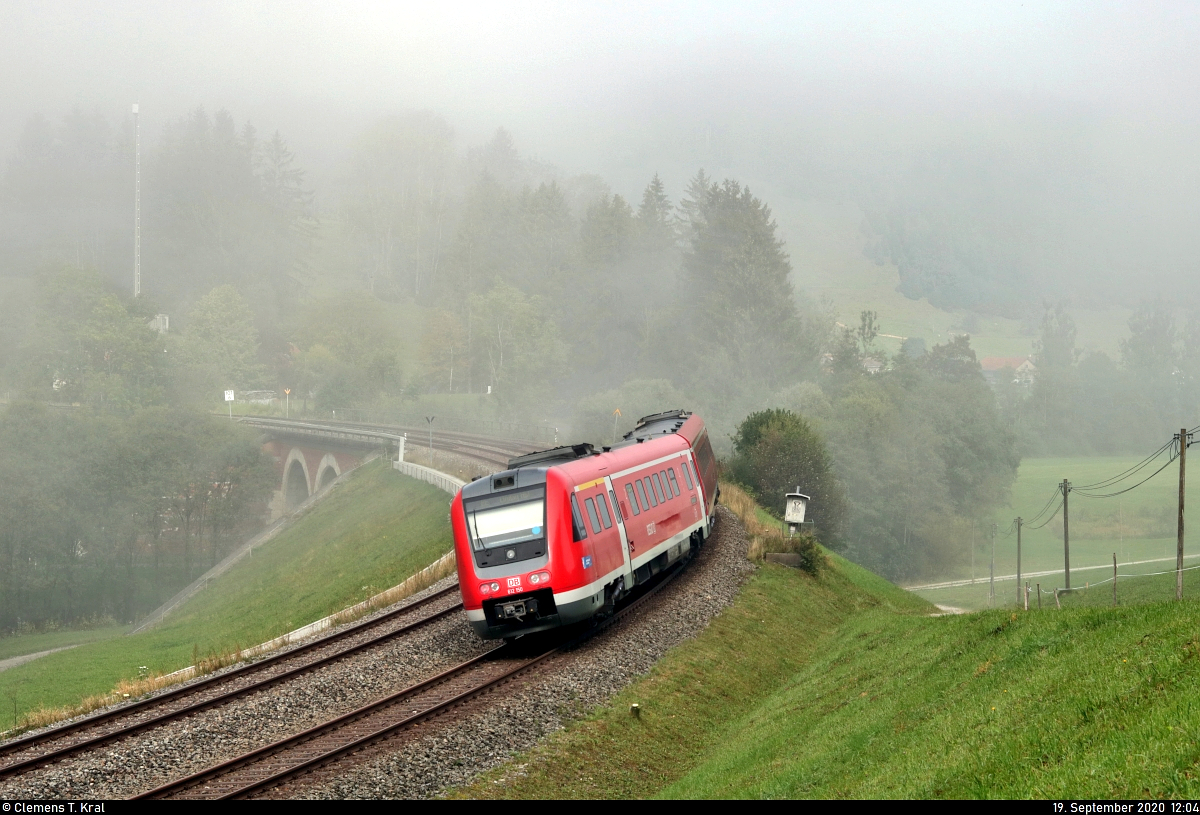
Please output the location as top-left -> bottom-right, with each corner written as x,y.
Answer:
980,356 -> 1036,386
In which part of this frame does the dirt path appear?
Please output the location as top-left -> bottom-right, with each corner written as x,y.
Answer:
0,645 -> 79,674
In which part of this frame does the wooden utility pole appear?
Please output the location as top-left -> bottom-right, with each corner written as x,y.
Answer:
1062,479 -> 1071,589
1178,429 -> 1188,601
1015,517 -> 1023,607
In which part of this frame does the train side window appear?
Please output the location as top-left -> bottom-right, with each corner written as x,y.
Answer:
642,477 -> 658,507
651,473 -> 666,503
635,479 -> 652,510
625,483 -> 641,515
570,494 -> 588,541
667,468 -> 680,497
682,460 -> 695,490
610,489 -> 624,522
584,497 -> 603,535
596,493 -> 613,528
659,470 -> 675,498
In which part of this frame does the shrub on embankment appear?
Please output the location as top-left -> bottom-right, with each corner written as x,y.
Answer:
722,482 -> 825,575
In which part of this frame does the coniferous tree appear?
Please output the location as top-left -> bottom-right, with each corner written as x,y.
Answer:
680,176 -> 815,390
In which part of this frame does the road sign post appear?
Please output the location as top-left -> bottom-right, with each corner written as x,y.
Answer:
225,389 -> 234,419
284,388 -> 291,419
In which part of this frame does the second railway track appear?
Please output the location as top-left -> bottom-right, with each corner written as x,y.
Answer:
134,556 -> 691,800
0,585 -> 464,781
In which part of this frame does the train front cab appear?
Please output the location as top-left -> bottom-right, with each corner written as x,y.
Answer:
454,467 -> 608,640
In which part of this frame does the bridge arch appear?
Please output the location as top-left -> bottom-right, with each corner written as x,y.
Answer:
316,454 -> 341,491
283,448 -> 312,511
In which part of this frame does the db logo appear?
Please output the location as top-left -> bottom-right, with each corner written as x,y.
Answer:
646,522 -> 656,535
507,577 -> 521,588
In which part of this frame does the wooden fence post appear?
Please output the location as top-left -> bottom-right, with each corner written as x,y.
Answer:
1113,553 -> 1118,607
1037,583 -> 1042,610
1054,588 -> 1061,610
1024,581 -> 1030,611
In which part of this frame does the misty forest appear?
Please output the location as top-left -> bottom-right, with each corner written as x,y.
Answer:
4,54 -> 1200,632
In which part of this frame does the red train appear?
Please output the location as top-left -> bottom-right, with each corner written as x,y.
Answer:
452,410 -> 719,640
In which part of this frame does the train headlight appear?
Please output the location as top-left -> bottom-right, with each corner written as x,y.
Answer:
529,573 -> 539,584
480,583 -> 491,594
531,572 -> 550,585
490,582 -> 500,592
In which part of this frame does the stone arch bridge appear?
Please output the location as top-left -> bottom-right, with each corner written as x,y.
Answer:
240,418 -> 407,519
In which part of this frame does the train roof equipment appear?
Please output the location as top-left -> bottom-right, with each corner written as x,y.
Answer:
505,442 -> 596,471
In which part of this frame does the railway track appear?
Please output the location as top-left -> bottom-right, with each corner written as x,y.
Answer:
135,556 -> 691,800
243,416 -> 542,470
318,419 -> 542,469
0,585 -> 464,781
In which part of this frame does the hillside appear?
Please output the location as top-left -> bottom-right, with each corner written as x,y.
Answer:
776,198 -> 1132,361
456,492 -> 1200,799
0,459 -> 453,733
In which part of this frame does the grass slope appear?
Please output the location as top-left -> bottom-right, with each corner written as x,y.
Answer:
776,198 -> 1130,361
457,503 -> 1200,799
667,600 -> 1200,799
455,547 -> 933,800
0,460 -> 452,731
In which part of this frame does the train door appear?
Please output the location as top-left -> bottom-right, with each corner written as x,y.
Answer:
603,475 -> 634,584
682,450 -> 713,540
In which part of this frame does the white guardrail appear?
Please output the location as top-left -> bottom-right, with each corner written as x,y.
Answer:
393,459 -> 466,494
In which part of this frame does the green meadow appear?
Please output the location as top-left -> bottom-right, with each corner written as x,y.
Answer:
914,454 -> 1197,610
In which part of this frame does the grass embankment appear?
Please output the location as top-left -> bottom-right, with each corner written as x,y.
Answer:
458,485 -> 1200,799
0,459 -> 452,733
916,454 -> 1200,611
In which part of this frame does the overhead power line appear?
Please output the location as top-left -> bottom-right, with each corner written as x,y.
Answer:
1073,456 -> 1178,499
1028,497 -> 1064,530
1071,439 -> 1174,491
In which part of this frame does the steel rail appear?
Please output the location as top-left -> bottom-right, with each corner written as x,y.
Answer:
0,586 -> 461,779
241,417 -> 533,469
136,549 -> 695,800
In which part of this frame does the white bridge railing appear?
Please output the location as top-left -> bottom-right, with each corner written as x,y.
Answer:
393,459 -> 466,495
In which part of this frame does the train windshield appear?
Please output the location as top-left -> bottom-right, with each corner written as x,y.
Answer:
464,488 -> 546,551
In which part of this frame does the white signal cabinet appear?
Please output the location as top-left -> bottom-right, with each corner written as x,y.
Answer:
784,490 -> 810,536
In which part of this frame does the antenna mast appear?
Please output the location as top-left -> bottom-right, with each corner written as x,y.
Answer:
133,103 -> 141,297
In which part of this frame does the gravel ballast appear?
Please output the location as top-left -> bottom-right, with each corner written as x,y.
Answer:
0,576 -> 487,800
298,505 -> 752,800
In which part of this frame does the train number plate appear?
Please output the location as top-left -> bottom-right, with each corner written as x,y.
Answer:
506,576 -> 522,594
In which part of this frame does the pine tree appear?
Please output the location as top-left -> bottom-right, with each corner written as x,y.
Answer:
680,177 -> 814,389
636,173 -> 675,250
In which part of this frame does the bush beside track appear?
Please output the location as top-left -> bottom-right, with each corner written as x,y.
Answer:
456,483 -> 1200,799
0,459 -> 453,733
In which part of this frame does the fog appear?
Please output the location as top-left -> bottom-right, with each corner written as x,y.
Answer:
5,2 -> 1200,305
4,2 -> 1200,611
